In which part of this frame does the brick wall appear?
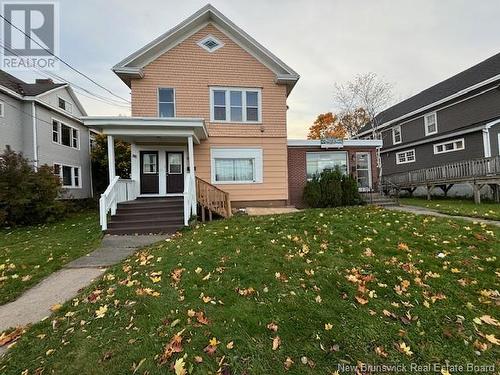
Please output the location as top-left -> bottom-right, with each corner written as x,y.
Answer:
287,146 -> 379,207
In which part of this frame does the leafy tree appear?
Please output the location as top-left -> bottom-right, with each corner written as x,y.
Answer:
91,134 -> 131,194
0,148 -> 64,226
307,112 -> 347,140
338,107 -> 370,138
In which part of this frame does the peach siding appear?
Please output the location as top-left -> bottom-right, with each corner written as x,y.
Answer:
130,23 -> 290,202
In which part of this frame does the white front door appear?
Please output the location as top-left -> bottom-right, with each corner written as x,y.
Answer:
356,152 -> 372,191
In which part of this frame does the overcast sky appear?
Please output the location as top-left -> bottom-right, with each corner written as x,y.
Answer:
11,0 -> 500,138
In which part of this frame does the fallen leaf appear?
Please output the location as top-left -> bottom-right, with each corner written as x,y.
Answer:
375,346 -> 388,358
355,296 -> 368,305
272,336 -> 281,350
480,315 -> 500,327
0,327 -> 23,346
485,334 -> 499,345
226,341 -> 234,349
158,332 -> 183,365
174,358 -> 186,375
324,323 -> 333,331
266,322 -> 278,332
194,355 -> 203,363
95,305 -> 108,319
50,303 -> 62,312
284,357 -> 294,370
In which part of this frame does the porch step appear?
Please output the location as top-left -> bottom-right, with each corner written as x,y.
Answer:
106,197 -> 184,235
361,193 -> 399,207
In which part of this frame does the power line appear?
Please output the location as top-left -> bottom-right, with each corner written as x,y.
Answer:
0,40 -> 130,109
0,13 -> 131,104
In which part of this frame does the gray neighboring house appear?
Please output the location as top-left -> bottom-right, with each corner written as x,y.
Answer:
0,70 -> 92,199
357,52 -> 500,197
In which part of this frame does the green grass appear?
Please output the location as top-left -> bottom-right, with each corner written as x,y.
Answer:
1,207 -> 499,374
0,211 -> 102,305
401,197 -> 500,221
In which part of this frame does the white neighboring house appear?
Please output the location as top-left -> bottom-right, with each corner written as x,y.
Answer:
0,70 -> 93,199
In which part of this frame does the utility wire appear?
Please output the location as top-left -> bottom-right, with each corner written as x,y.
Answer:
0,13 -> 131,104
0,40 -> 130,109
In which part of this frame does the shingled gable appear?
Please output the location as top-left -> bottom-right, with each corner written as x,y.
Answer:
112,4 -> 300,94
357,52 -> 500,135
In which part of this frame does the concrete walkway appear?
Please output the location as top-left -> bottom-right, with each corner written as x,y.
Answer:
0,234 -> 168,349
386,205 -> 500,227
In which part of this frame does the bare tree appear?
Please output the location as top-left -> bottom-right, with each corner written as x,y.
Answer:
334,72 -> 393,190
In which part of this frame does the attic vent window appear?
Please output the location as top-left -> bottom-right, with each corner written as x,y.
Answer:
197,35 -> 224,53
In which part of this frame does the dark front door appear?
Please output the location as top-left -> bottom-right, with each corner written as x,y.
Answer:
140,151 -> 159,194
166,152 -> 184,193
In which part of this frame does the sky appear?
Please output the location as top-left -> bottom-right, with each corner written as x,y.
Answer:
9,0 -> 500,138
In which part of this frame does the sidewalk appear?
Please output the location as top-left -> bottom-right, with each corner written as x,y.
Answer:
0,234 -> 168,355
386,205 -> 500,227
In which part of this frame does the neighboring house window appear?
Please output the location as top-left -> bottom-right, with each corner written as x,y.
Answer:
158,88 -> 175,117
392,125 -> 402,144
54,163 -> 81,188
424,112 -> 437,136
433,138 -> 465,154
210,148 -> 263,184
396,149 -> 416,164
58,97 -> 72,113
52,119 -> 79,149
197,35 -> 224,53
306,152 -> 348,179
0,101 -> 4,117
210,87 -> 261,123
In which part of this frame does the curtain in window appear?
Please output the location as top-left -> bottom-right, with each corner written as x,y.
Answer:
215,158 -> 254,182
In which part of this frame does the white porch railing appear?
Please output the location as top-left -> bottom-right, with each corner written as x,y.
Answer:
99,177 -> 138,231
183,172 -> 196,226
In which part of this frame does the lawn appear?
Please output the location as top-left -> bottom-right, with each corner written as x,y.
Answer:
1,207 -> 498,374
400,197 -> 500,221
0,211 -> 102,305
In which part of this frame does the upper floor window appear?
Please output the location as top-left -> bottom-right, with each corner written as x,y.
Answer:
433,138 -> 464,154
210,87 -> 261,123
0,100 -> 4,117
58,97 -> 72,113
424,112 -> 437,136
396,149 -> 416,164
52,119 -> 79,149
392,125 -> 402,144
197,35 -> 224,53
158,88 -> 175,117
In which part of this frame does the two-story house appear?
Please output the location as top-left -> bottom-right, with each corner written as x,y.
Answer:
356,52 -> 500,199
0,70 -> 92,198
86,5 -> 383,234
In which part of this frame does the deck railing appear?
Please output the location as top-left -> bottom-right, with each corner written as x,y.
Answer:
384,155 -> 500,187
99,177 -> 138,231
196,177 -> 232,219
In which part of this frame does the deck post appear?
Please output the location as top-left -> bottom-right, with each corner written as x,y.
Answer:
494,184 -> 500,203
473,183 -> 481,204
426,185 -> 432,201
107,135 -> 116,182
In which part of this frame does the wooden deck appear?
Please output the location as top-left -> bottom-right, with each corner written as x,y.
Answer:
383,155 -> 500,203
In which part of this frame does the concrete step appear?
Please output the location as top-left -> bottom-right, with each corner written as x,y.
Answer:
111,211 -> 183,222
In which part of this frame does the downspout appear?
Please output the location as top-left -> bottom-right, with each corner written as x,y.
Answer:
31,101 -> 38,170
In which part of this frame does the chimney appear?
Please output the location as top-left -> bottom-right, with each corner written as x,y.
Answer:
35,78 -> 53,84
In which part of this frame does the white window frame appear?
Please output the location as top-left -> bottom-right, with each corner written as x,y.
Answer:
433,138 -> 465,154
54,163 -> 82,188
210,148 -> 263,184
57,96 -> 72,114
157,87 -> 176,118
52,118 -> 80,150
209,87 -> 262,124
0,101 -> 4,117
424,112 -> 438,136
197,34 -> 224,53
395,149 -> 416,165
392,125 -> 402,144
305,151 -> 349,180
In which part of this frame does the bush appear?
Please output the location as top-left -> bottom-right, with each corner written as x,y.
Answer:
303,168 -> 362,208
0,149 -> 64,226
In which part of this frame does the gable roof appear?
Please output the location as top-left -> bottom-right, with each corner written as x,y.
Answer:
357,52 -> 500,135
112,4 -> 300,94
0,69 -> 66,96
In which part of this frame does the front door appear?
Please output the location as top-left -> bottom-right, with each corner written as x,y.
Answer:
166,152 -> 184,193
140,151 -> 159,194
356,152 -> 372,191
